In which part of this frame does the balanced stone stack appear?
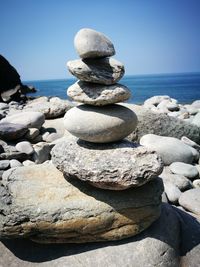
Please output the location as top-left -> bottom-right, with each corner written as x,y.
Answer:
50,28 -> 164,242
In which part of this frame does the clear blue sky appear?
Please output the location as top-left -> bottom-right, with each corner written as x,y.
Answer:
1,0 -> 200,81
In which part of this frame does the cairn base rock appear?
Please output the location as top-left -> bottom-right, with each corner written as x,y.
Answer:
0,164 -> 163,243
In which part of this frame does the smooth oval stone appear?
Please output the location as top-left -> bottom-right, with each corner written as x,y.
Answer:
64,104 -> 138,143
67,58 -> 124,85
169,162 -> 199,179
0,122 -> 28,141
74,28 -> 115,59
179,188 -> 200,215
67,81 -> 131,106
51,139 -> 163,190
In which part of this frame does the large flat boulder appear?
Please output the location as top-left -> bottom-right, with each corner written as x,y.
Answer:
0,164 -> 163,243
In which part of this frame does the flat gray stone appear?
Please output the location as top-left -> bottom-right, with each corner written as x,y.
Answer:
1,111 -> 45,129
179,188 -> 200,215
67,57 -> 124,85
64,104 -> 138,143
51,138 -> 163,190
164,183 -> 181,204
74,28 -> 115,59
67,81 -> 130,106
169,162 -> 199,179
140,134 -> 196,165
0,164 -> 163,243
0,122 -> 28,141
159,167 -> 192,191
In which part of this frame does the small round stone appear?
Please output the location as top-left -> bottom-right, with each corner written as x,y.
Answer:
169,162 -> 199,179
64,104 -> 138,143
67,57 -> 124,85
67,81 -> 131,106
16,141 -> 34,155
74,28 -> 115,59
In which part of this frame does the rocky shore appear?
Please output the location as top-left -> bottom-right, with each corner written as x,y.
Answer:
0,29 -> 200,266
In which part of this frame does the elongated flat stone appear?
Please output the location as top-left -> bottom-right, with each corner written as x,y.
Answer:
51,138 -> 163,190
67,81 -> 130,106
67,58 -> 124,85
0,164 -> 163,243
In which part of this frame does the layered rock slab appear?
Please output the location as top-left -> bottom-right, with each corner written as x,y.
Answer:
51,138 -> 163,190
67,58 -> 124,85
0,164 -> 163,243
64,104 -> 138,143
67,81 -> 130,106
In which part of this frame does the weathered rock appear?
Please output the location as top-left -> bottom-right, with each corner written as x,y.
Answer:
0,122 -> 28,141
67,58 -> 124,85
33,142 -> 52,164
144,95 -> 171,108
159,167 -> 192,191
67,81 -> 130,106
15,141 -> 34,155
179,189 -> 200,215
169,162 -> 199,179
140,134 -> 196,165
64,104 -> 138,143
0,163 -> 163,243
193,179 -> 200,188
0,160 -> 10,170
24,97 -> 74,119
51,138 -> 163,190
1,111 -> 45,129
123,104 -> 200,144
1,203 -> 200,266
74,28 -> 115,59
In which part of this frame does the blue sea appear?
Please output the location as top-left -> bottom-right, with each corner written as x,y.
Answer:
24,72 -> 200,104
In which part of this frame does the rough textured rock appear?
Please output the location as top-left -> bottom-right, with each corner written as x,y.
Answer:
0,164 -> 163,243
24,97 -> 74,119
0,204 -> 200,267
123,104 -> 200,144
0,122 -> 28,141
1,111 -> 45,129
67,81 -> 130,106
169,162 -> 199,179
67,57 -> 124,85
64,104 -> 138,143
74,28 -> 115,59
140,134 -> 196,165
51,138 -> 163,190
179,189 -> 200,215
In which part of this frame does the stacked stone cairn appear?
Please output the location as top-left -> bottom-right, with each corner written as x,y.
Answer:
51,28 -> 164,242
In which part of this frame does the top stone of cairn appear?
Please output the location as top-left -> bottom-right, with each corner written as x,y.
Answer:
74,28 -> 115,59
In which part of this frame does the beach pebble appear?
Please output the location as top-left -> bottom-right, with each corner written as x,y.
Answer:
164,182 -> 181,204
140,134 -> 196,165
166,102 -> 179,111
64,104 -> 138,143
9,159 -> 22,168
45,133 -> 62,143
169,162 -> 199,179
33,142 -> 52,164
15,141 -> 34,155
74,28 -> 115,59
67,57 -> 124,85
159,167 -> 192,191
0,160 -> 10,170
0,122 -> 28,141
193,179 -> 200,188
179,188 -> 200,215
67,81 -> 131,106
1,111 -> 45,129
23,160 -> 35,166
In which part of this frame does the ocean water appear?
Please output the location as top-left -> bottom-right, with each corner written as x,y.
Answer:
25,72 -> 200,104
